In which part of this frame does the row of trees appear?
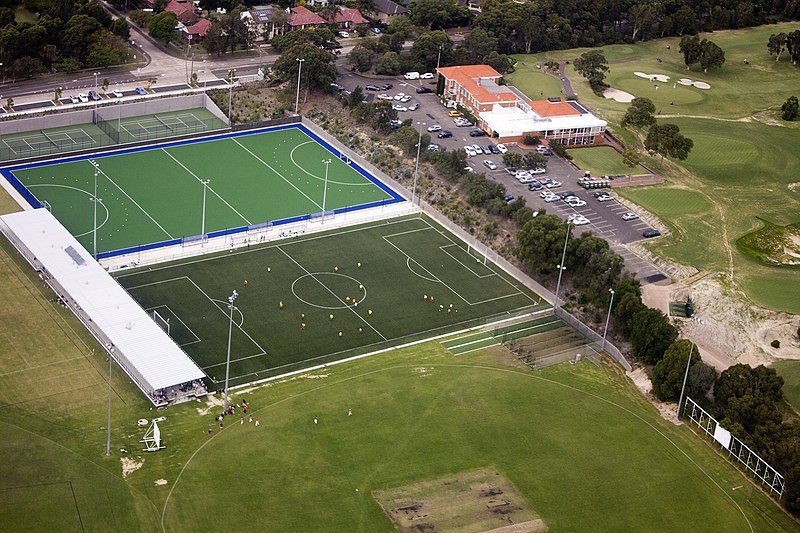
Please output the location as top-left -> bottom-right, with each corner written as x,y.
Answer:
767,30 -> 800,63
678,35 -> 726,72
0,0 -> 131,78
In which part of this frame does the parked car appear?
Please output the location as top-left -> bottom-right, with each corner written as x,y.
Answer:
572,215 -> 590,226
505,167 -> 518,175
622,212 -> 639,221
111,89 -> 123,98
496,143 -> 508,153
543,193 -> 559,203
69,95 -> 80,103
400,95 -> 412,103
544,179 -> 562,188
518,175 -> 536,183
529,167 -> 546,174
420,72 -> 434,79
566,198 -> 587,207
643,229 -> 662,238
392,104 -> 407,111
134,87 -> 147,95
394,92 -> 406,100
469,130 -> 486,137
464,166 -> 473,172
483,159 -> 497,170
381,83 -> 393,90
596,193 -> 614,202
448,110 -> 463,117
338,31 -> 350,38
437,130 -> 453,138
464,146 -> 477,157
365,84 -> 380,91
528,181 -> 543,191
88,90 -> 101,101
427,125 -> 442,132
378,94 -> 392,100
329,83 -> 345,92
559,191 -> 577,200
416,87 -> 433,94
488,145 -> 500,154
404,72 -> 420,80
472,144 -> 484,154
78,93 -> 89,102
370,27 -> 382,34
427,143 -> 440,152
540,190 -> 555,199
454,118 -> 471,127
503,194 -> 516,203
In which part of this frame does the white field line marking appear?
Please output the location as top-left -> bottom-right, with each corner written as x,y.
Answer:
231,137 -> 322,210
277,246 -> 387,341
288,140 -> 375,187
439,244 -> 496,279
115,215 -> 420,280
405,257 -> 440,283
1,331 -> 29,367
160,148 -> 252,226
446,319 -> 560,351
0,355 -> 88,377
146,304 -> 201,346
93,164 -> 174,239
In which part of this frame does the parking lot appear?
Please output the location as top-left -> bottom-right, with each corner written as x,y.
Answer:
337,69 -> 666,282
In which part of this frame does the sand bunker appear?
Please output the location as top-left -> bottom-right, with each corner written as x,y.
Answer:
634,71 -> 649,78
603,88 -> 635,102
693,81 -> 711,89
635,72 -> 670,82
678,78 -> 692,85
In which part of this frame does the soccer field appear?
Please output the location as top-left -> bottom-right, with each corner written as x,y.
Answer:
115,215 -> 545,386
2,125 -> 401,256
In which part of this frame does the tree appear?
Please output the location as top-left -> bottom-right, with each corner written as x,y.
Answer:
273,41 -> 337,91
627,3 -> 657,41
502,151 -> 524,168
110,18 -> 130,40
652,339 -> 701,402
621,97 -> 656,128
349,43 -> 375,72
573,50 -> 609,95
627,307 -> 677,364
788,30 -> 800,65
715,364 -> 784,432
64,14 -> 104,60
622,149 -> 640,168
485,51 -> 512,74
523,152 -> 547,170
679,35 -> 701,69
375,52 -> 402,75
271,28 -> 339,53
782,96 -> 799,121
347,86 -> 364,108
410,30 -> 453,71
768,32 -> 788,61
645,123 -> 693,166
516,215 -> 569,274
687,361 -> 717,400
698,39 -> 725,72
408,0 -> 458,28
459,27 -> 498,64
148,10 -> 177,43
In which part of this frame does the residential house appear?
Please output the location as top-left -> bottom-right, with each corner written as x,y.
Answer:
330,7 -> 368,29
181,18 -> 212,41
165,0 -> 199,25
243,6 -> 284,40
287,6 -> 327,30
372,0 -> 406,23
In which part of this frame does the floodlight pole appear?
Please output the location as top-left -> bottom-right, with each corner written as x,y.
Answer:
222,290 -> 238,413
412,122 -> 424,205
227,82 -> 233,123
677,316 -> 704,421
321,159 -> 331,222
200,179 -> 210,243
553,223 -> 570,310
90,160 -> 100,259
602,288 -> 615,351
106,345 -> 114,456
294,58 -> 305,115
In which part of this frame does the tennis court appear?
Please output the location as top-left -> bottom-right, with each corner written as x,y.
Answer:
1,126 -> 106,157
4,124 -> 403,256
116,215 -> 546,386
117,111 -> 216,141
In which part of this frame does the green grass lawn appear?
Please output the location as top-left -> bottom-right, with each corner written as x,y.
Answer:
505,60 -> 565,100
116,215 -> 544,385
773,360 -> 800,413
7,126 -> 397,255
568,146 -> 633,176
0,232 -> 796,531
508,24 -> 800,313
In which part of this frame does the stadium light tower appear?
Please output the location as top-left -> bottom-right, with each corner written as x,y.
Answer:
602,288 -> 615,351
553,222 -> 571,310
222,289 -> 238,413
321,159 -> 331,222
412,122 -> 425,205
294,58 -> 305,115
200,179 -> 210,243
89,160 -> 101,259
106,345 -> 115,456
677,316 -> 704,421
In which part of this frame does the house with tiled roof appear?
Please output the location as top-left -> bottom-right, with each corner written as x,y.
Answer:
436,65 -> 606,145
373,0 -> 406,23
165,0 -> 199,24
287,6 -> 326,29
181,18 -> 211,40
329,7 -> 368,29
243,6 -> 285,39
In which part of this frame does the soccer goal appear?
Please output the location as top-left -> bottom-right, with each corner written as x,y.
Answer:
151,309 -> 170,335
42,200 -> 52,212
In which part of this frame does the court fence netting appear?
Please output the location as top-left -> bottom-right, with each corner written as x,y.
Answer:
0,94 -> 230,162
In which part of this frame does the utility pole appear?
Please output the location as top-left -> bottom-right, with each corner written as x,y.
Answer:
295,58 -> 305,115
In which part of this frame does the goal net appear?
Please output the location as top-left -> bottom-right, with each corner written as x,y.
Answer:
151,309 -> 170,335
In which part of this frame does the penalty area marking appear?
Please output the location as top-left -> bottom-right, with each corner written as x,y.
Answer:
289,141 -> 375,187
26,184 -> 110,238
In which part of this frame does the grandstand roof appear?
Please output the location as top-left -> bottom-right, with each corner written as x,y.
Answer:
0,209 -> 206,394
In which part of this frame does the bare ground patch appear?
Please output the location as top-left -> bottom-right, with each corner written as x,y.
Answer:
373,467 -> 546,533
120,457 -> 143,478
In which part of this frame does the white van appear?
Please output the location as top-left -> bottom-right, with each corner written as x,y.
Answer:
404,72 -> 420,80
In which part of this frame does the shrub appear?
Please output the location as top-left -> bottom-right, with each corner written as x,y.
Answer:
523,135 -> 540,146
771,339 -> 780,348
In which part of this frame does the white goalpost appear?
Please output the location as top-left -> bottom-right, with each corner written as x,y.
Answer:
141,420 -> 164,451
151,309 -> 170,335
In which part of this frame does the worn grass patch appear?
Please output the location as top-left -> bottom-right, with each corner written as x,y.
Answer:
373,467 -> 546,533
736,219 -> 800,268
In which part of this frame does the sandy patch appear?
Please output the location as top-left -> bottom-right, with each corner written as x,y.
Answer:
642,283 -> 671,315
788,182 -> 800,192
412,367 -> 432,376
634,71 -> 649,78
627,367 -> 681,422
652,74 -> 670,82
196,394 -> 224,416
693,81 -> 711,89
121,457 -> 143,478
154,479 -> 168,486
603,88 -> 635,102
678,78 -> 693,85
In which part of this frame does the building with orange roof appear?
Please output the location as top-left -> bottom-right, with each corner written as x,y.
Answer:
435,64 -> 606,146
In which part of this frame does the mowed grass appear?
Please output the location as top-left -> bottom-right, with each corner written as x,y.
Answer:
773,360 -> 800,413
568,146 -> 634,176
0,222 -> 795,531
116,215 -> 543,386
507,24 -> 800,312
7,126 -> 395,254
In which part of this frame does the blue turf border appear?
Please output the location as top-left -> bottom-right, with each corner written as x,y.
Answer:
1,123 -> 406,259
